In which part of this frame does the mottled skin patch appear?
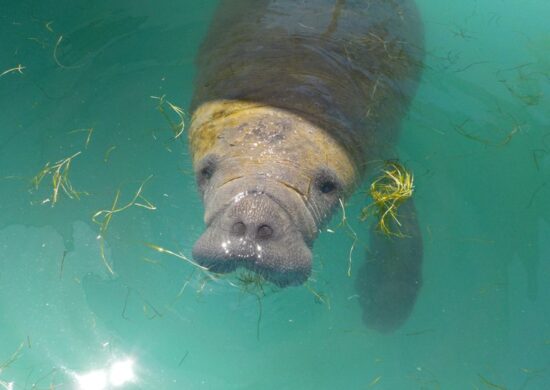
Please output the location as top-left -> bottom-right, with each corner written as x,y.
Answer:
190,100 -> 357,198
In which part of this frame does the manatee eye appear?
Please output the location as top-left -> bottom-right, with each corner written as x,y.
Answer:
314,168 -> 342,196
196,154 -> 218,190
319,180 -> 337,194
200,165 -> 214,180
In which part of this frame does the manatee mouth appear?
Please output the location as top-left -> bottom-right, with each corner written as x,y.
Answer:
192,186 -> 314,287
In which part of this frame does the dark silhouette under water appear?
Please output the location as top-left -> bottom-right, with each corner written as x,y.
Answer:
189,0 -> 424,332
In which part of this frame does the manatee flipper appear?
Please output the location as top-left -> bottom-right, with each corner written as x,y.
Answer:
356,199 -> 423,333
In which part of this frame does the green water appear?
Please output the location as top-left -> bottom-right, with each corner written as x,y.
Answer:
0,0 -> 548,389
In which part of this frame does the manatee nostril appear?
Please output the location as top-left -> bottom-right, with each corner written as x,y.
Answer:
256,224 -> 273,239
231,221 -> 246,237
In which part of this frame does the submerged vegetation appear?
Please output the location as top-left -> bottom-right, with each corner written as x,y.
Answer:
145,242 -> 209,273
477,373 -> 508,390
305,282 -> 331,309
0,342 -> 25,372
93,176 -> 156,275
31,151 -> 85,206
53,35 -> 83,69
235,271 -> 267,340
452,106 -> 524,147
236,270 -> 266,295
337,198 -> 358,277
0,64 -> 25,78
151,95 -> 187,139
103,145 -> 117,162
361,161 -> 414,237
68,127 -> 94,149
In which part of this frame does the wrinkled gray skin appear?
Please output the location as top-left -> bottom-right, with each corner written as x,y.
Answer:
190,0 -> 424,331
193,157 -> 319,287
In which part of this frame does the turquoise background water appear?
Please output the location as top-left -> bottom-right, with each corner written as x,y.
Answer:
0,0 -> 548,389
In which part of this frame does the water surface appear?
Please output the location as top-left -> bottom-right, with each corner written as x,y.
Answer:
0,0 -> 549,389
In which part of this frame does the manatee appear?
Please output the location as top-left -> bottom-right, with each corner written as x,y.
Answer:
189,0 -> 424,332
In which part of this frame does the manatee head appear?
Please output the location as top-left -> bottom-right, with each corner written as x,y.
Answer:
190,101 -> 357,287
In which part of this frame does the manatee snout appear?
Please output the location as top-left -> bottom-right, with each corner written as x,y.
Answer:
192,182 -> 315,287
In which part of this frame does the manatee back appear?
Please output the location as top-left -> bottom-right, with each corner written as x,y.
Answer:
193,0 -> 423,172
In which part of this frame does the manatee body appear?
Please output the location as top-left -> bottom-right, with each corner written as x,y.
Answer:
189,0 -> 424,331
